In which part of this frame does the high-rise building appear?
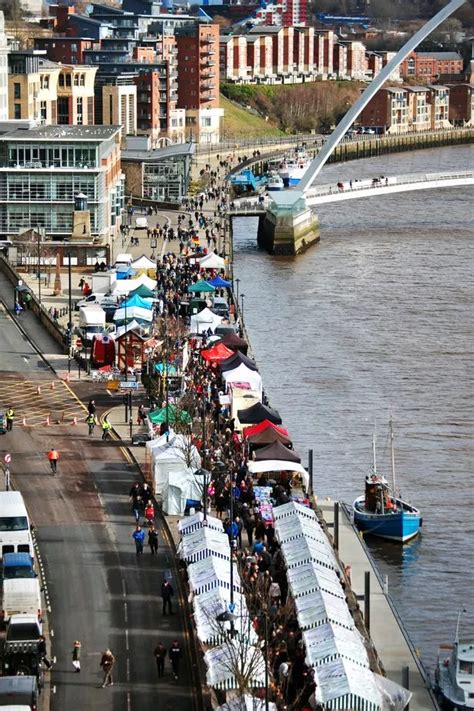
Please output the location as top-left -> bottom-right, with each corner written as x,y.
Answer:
0,13 -> 8,121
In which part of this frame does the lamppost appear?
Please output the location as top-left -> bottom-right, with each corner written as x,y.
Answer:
193,467 -> 210,521
235,278 -> 240,309
67,250 -> 73,375
240,294 -> 245,323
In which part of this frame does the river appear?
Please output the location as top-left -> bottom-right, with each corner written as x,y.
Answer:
232,144 -> 474,673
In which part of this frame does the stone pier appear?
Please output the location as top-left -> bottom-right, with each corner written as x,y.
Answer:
257,191 -> 320,256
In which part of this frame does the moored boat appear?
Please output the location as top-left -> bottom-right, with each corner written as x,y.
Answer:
278,149 -> 310,187
267,171 -> 284,191
435,612 -> 474,710
352,419 -> 422,543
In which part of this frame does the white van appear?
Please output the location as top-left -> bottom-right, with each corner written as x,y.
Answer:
2,578 -> 42,622
115,253 -> 133,267
0,492 -> 34,561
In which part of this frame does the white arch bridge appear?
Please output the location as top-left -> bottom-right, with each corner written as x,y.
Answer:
305,170 -> 474,206
230,171 -> 474,214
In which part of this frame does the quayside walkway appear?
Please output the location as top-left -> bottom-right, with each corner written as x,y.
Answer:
320,500 -> 436,711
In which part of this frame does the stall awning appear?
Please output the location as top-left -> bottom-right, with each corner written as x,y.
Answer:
253,440 -> 301,463
204,640 -> 266,689
221,351 -> 258,372
237,402 -> 282,425
247,460 -> 309,489
188,279 -> 216,294
177,526 -> 230,564
201,343 -> 234,363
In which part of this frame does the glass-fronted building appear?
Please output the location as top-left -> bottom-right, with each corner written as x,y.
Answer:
0,124 -> 125,239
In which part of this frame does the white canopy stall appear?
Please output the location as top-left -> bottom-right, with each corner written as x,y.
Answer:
247,461 -> 309,490
204,640 -> 266,690
177,527 -> 230,564
190,308 -> 222,334
178,512 -> 224,536
188,556 -> 240,597
303,624 -> 369,668
223,364 -> 263,397
313,657 -> 382,711
199,252 -> 226,270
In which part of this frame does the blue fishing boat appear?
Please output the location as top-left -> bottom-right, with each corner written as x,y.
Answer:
352,419 -> 422,543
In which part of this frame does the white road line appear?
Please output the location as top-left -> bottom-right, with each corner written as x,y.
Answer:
126,657 -> 130,682
125,628 -> 129,651
122,578 -> 127,597
127,691 -> 131,711
123,602 -> 128,624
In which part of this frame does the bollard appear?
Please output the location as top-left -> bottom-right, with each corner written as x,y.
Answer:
364,571 -> 371,633
308,448 -> 313,495
45,416 -> 50,426
50,382 -> 55,390
37,386 -> 41,395
72,417 -> 77,425
402,666 -> 410,709
333,501 -> 339,551
383,575 -> 389,595
22,416 -> 26,426
65,372 -> 70,383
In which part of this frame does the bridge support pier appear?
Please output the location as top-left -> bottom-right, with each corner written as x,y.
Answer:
257,192 -> 320,256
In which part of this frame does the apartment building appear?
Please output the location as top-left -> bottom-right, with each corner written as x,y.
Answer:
315,31 -> 335,76
399,51 -> 463,81
57,65 -> 98,125
175,23 -> 223,143
427,85 -> 451,129
8,52 -> 61,124
0,13 -> 8,121
344,41 -> 367,80
359,87 -> 409,133
447,84 -> 474,125
406,87 -> 431,132
220,35 -> 249,83
246,35 -> 273,80
102,84 -> 137,137
333,43 -> 348,79
0,125 -> 124,241
34,37 -> 97,64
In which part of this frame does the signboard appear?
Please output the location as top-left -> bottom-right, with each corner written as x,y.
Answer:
106,380 -> 121,391
75,338 -> 83,350
4,453 -> 11,464
120,381 -> 140,390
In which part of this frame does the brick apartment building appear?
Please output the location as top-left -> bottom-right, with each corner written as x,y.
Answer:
175,22 -> 223,143
447,84 -> 474,125
360,85 -> 452,133
399,51 -> 464,81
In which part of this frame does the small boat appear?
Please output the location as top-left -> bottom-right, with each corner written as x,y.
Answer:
352,419 -> 422,543
267,171 -> 284,191
278,149 -> 311,187
435,611 -> 474,710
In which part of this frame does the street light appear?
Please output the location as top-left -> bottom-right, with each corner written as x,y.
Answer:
193,467 -> 210,521
235,278 -> 240,309
240,293 -> 245,323
67,249 -> 73,375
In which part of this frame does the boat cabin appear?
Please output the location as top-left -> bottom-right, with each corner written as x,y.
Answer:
364,474 -> 395,513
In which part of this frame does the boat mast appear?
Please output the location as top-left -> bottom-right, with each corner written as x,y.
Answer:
372,426 -> 377,473
390,416 -> 397,494
455,609 -> 465,644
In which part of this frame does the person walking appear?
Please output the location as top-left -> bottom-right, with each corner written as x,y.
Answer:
153,641 -> 167,678
5,406 -> 14,431
148,524 -> 159,555
132,525 -> 145,556
86,413 -> 96,435
38,635 -> 53,670
87,399 -> 96,416
100,648 -> 115,687
101,417 -> 112,441
72,640 -> 81,672
161,579 -> 174,615
129,483 -> 143,522
47,448 -> 60,473
169,640 -> 182,681
144,500 -> 154,526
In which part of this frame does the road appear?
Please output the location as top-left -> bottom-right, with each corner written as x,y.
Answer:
0,301 -> 197,711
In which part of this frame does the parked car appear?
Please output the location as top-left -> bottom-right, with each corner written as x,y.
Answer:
75,294 -> 119,311
135,216 -> 148,229
0,675 -> 38,708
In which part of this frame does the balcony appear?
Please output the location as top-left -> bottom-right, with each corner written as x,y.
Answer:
200,36 -> 216,45
201,94 -> 216,102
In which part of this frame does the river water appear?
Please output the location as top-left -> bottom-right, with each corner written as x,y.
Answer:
232,144 -> 474,672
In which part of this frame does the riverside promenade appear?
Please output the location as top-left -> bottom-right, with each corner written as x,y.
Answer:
320,499 -> 436,710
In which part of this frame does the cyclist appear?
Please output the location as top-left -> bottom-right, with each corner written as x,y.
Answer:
48,448 -> 60,473
86,412 -> 96,436
102,417 -> 112,441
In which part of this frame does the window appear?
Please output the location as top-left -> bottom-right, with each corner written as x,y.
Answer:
202,117 -> 212,127
58,73 -> 65,87
14,83 -> 21,99
58,96 -> 69,124
74,73 -> 79,86
40,101 -> 47,122
66,74 -> 71,87
14,103 -> 21,119
76,97 -> 83,125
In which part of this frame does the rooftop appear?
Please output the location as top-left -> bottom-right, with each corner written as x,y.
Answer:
121,141 -> 195,162
417,51 -> 463,60
0,125 -> 122,142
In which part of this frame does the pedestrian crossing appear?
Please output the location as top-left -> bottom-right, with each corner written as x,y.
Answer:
0,378 -> 85,427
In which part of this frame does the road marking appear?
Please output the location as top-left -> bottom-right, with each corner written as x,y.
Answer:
127,691 -> 131,711
126,657 -> 130,682
123,602 -> 128,624
122,578 -> 127,597
125,628 -> 129,651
